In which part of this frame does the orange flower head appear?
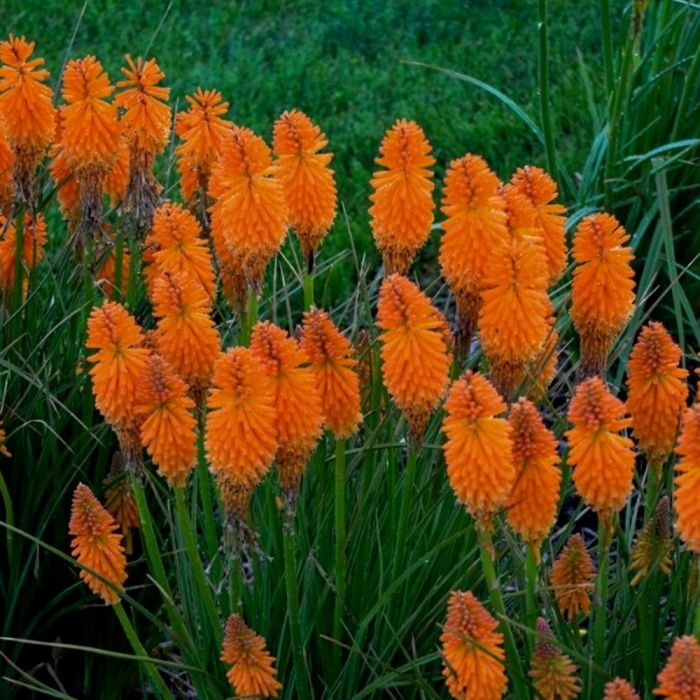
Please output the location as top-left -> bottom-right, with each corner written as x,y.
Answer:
571,213 -> 635,375
440,590 -> 506,700
0,124 -> 13,211
103,137 -> 130,207
550,533 -> 596,620
605,678 -> 641,700
151,270 -> 221,391
376,274 -> 451,438
300,308 -> 362,438
501,182 -> 543,243
630,495 -> 672,585
206,347 -> 278,516
69,483 -> 127,605
626,321 -> 688,464
442,371 -> 514,530
674,403 -> 700,554
49,133 -> 80,226
369,119 -> 435,274
85,302 -> 150,427
209,126 -> 287,289
273,110 -> 337,263
511,166 -> 567,284
135,353 -> 197,487
566,377 -> 635,519
0,212 -> 47,294
654,635 -> 700,699
250,321 -> 323,496
221,614 -> 281,698
529,618 -> 580,700
115,55 -> 170,154
439,154 -> 507,346
506,398 -> 561,553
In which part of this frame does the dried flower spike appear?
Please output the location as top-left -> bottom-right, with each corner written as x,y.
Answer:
529,618 -> 580,700
103,454 -> 138,555
605,678 -> 641,699
674,403 -> 700,554
550,533 -> 596,620
629,495 -> 672,585
654,635 -> 700,699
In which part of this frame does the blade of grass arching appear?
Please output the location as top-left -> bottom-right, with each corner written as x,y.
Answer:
538,0 -> 558,184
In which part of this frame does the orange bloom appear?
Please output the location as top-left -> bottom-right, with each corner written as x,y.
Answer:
566,377 -> 635,521
376,274 -> 451,438
103,456 -> 139,555
221,614 -> 281,698
674,403 -> 700,554
49,134 -> 80,227
69,483 -> 127,605
103,137 -> 130,207
0,212 -> 47,294
369,119 -> 435,275
0,124 -> 13,211
506,398 -> 561,553
654,635 -> 700,699
550,533 -> 596,620
510,166 -> 567,285
273,110 -> 337,265
0,35 -> 55,202
135,353 -> 197,488
205,347 -> 278,516
250,321 -> 323,498
144,202 -> 216,300
571,213 -> 635,375
151,270 -> 221,391
605,678 -> 641,700
529,618 -> 580,700
439,154 -> 507,351
440,590 -> 506,700
626,321 -> 688,464
209,126 -> 287,290
300,308 -> 362,438
442,371 -> 514,530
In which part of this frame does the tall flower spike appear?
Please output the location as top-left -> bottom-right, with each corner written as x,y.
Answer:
566,377 -> 635,525
0,35 -> 55,203
506,398 -> 561,556
529,618 -> 580,700
0,124 -> 14,212
69,483 -> 127,605
654,635 -> 700,699
626,321 -> 688,466
442,371 -> 514,531
369,119 -> 435,275
103,454 -> 139,555
250,321 -> 323,503
439,154 -> 507,356
60,56 -> 123,241
300,308 -> 362,439
550,533 -> 596,620
605,678 -> 641,700
571,213 -> 635,376
151,269 -> 221,393
209,126 -> 287,294
510,166 -> 567,285
0,212 -> 47,296
135,353 -> 197,488
629,495 -> 672,585
376,274 -> 451,439
221,614 -> 282,698
674,403 -> 700,554
273,110 -> 337,268
440,590 -> 507,700
115,56 -> 170,233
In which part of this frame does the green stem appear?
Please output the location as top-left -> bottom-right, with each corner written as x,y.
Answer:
525,544 -> 538,652
332,438 -> 347,671
599,0 -> 615,97
591,520 -> 610,698
11,208 -> 25,317
537,0 -> 558,183
671,36 -> 700,141
196,416 -> 218,566
303,272 -> 314,311
390,442 -> 418,584
113,603 -> 175,700
241,289 -> 258,346
0,467 -> 14,570
113,232 -> 124,302
126,233 -> 141,311
694,557 -> 700,641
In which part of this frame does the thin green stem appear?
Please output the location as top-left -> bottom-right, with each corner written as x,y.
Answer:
599,0 -> 615,97
694,557 -> 700,641
537,0 -> 558,183
11,208 -> 25,317
303,272 -> 314,311
240,289 -> 259,345
525,544 -> 538,652
195,415 -> 218,566
590,520 -> 610,699
390,442 -> 418,584
332,438 -> 347,671
113,232 -> 124,302
126,234 -> 141,311
0,467 -> 14,569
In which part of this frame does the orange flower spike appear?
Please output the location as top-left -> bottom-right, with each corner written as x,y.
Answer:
209,126 -> 287,290
654,635 -> 700,699
135,353 -> 197,488
439,154 -> 507,347
605,678 -> 641,700
151,270 -> 221,391
103,137 -> 130,207
0,125 -> 13,211
85,301 -> 150,427
511,166 -> 567,284
442,371 -> 514,530
250,321 -> 323,497
0,212 -> 47,293
69,483 -> 127,605
529,618 -> 580,700
376,274 -> 451,439
300,308 -> 362,439
626,321 -> 688,465
506,398 -> 561,554
49,139 -> 80,226
205,347 -> 278,515
674,403 -> 700,554
550,533 -> 596,620
221,614 -> 282,698
0,35 -> 55,201
571,212 -> 635,375
369,119 -> 435,275
440,590 -> 507,700
273,110 -> 337,265
566,377 -> 635,522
